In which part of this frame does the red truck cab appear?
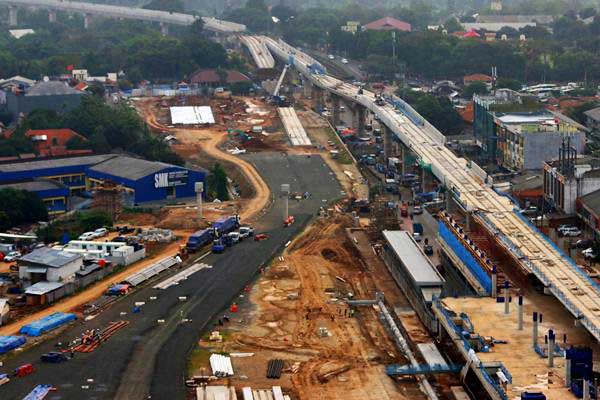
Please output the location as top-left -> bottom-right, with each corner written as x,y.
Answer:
15,364 -> 34,377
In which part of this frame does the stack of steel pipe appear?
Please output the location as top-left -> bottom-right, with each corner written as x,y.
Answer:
266,359 -> 284,379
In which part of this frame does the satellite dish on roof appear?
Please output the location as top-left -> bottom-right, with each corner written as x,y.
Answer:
43,76 -> 49,82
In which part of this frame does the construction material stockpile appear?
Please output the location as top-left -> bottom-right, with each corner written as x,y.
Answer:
210,354 -> 234,377
0,335 -> 26,354
266,359 -> 284,379
19,312 -> 76,337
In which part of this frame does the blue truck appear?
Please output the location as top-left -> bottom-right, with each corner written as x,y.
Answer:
212,238 -> 227,253
212,215 -> 241,237
186,229 -> 214,252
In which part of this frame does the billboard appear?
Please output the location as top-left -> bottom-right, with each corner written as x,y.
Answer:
154,170 -> 188,188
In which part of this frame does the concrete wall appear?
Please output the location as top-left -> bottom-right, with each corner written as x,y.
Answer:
523,131 -> 585,170
6,92 -> 82,119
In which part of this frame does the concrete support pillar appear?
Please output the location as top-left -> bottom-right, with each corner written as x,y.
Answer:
491,265 -> 497,298
9,6 -> 18,27
160,22 -> 169,36
332,95 -> 340,126
518,295 -> 523,330
465,212 -> 471,232
583,379 -> 590,400
504,282 -> 510,314
383,125 -> 395,159
548,329 -> 555,367
565,358 -> 572,387
353,105 -> 366,138
313,87 -> 324,111
49,11 -> 57,23
533,312 -> 538,348
83,14 -> 91,29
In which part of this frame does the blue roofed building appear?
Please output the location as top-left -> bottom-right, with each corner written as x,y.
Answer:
0,154 -> 205,207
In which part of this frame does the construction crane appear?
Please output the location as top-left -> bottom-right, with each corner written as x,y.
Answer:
270,64 -> 290,106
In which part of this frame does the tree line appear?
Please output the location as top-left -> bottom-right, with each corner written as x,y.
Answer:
0,96 -> 183,165
0,7 -> 240,83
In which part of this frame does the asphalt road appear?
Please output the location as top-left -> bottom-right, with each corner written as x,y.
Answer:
0,153 -> 341,400
308,50 -> 364,81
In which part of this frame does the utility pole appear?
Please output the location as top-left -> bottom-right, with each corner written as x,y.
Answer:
195,182 -> 204,220
281,184 -> 290,221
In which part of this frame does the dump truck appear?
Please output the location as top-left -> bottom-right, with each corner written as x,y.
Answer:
186,229 -> 213,252
212,215 -> 241,237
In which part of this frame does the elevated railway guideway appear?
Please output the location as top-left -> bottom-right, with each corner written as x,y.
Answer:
0,0 -> 246,33
241,35 -> 275,70
261,36 -> 600,343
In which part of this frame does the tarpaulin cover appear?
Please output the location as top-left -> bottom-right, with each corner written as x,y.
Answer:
0,335 -> 26,354
19,312 -> 76,337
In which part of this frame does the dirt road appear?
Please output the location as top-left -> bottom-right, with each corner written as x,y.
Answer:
136,98 -> 271,222
200,216 -> 425,400
0,240 -> 183,336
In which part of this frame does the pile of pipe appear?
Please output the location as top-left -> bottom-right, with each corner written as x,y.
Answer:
209,354 -> 234,377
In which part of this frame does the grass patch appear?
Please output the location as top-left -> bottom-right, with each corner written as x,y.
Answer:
187,346 -> 212,375
324,127 -> 353,165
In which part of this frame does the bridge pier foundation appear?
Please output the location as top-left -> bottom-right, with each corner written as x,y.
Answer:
49,11 -> 57,23
83,13 -> 91,29
160,22 -> 169,36
352,105 -> 366,138
9,6 -> 18,27
331,94 -> 340,126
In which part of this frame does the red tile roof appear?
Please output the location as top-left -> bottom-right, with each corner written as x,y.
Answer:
363,17 -> 411,32
189,69 -> 251,85
463,30 -> 481,38
24,128 -> 88,157
464,73 -> 493,84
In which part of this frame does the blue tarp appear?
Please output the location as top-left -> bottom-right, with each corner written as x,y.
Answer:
438,221 -> 492,294
19,312 -> 76,337
0,335 -> 26,354
22,384 -> 53,400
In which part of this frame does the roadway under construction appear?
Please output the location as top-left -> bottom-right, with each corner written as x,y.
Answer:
241,35 -> 600,346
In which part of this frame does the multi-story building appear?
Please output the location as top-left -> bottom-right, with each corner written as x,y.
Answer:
544,156 -> 600,214
496,112 -> 586,171
474,92 -> 587,171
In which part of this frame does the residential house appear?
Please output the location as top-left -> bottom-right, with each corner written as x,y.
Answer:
5,80 -> 84,119
584,107 -> 600,137
189,69 -> 251,87
363,17 -> 411,32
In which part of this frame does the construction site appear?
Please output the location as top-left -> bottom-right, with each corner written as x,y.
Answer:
2,30 -> 600,400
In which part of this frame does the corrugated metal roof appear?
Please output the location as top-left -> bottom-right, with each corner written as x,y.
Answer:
25,81 -> 82,97
0,179 -> 66,192
0,154 -> 116,173
24,281 -> 64,295
382,230 -> 444,286
19,247 -> 82,268
89,156 -> 173,181
584,107 -> 600,122
122,256 -> 177,286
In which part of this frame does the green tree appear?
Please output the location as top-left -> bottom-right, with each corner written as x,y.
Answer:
495,78 -> 522,91
0,188 -> 48,230
463,81 -> 489,98
443,17 -> 463,33
208,163 -> 229,201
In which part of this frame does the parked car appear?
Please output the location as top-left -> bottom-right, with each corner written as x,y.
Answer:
423,244 -> 433,256
328,54 -> 335,60
413,206 -> 423,215
239,226 -> 254,239
341,58 -> 348,64
78,232 -> 95,241
562,228 -> 581,237
583,248 -> 597,259
93,228 -> 108,238
227,232 -> 240,244
413,232 -> 422,242
3,251 -> 21,262
572,239 -> 594,249
41,352 -> 68,363
254,233 -> 269,241
0,373 -> 9,386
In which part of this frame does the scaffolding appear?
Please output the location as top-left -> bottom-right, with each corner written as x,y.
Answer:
91,180 -> 123,220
